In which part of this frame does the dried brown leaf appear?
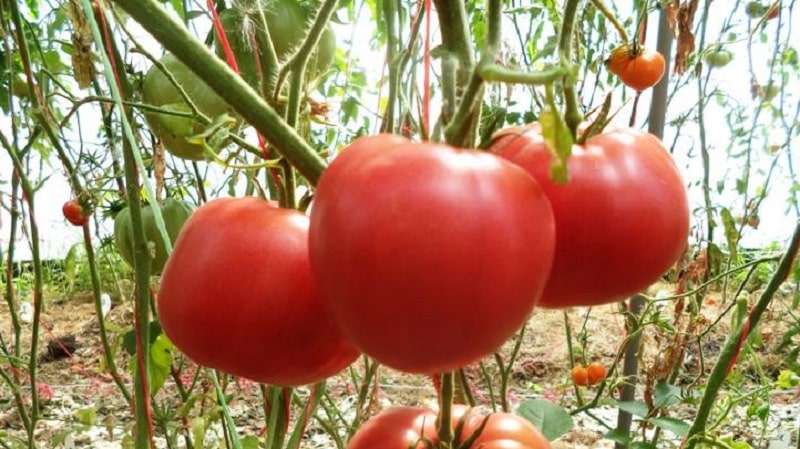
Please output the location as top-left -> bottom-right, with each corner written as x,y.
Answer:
66,0 -> 95,88
674,0 -> 699,75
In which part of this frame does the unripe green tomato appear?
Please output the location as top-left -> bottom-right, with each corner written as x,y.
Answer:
141,54 -> 238,160
761,83 -> 779,101
114,199 -> 194,275
745,1 -> 767,18
704,49 -> 733,68
215,0 -> 336,89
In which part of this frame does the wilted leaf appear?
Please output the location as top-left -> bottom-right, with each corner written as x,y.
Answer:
674,0 -> 698,75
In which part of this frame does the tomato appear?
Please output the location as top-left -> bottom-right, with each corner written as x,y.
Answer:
141,54 -> 239,160
216,1 -> 336,88
62,200 -> 91,227
587,361 -> 607,385
309,135 -> 556,374
347,407 -> 437,449
571,365 -> 589,386
606,44 -> 666,91
489,124 -> 689,308
114,198 -> 194,275
157,197 -> 359,386
348,406 -> 551,449
704,48 -> 733,68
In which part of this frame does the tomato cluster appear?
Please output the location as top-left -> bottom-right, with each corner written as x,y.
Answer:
347,406 -> 551,449
572,362 -> 607,387
157,124 -> 688,387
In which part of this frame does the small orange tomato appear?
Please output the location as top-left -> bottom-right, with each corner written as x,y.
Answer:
571,365 -> 589,386
587,362 -> 607,385
606,44 -> 666,91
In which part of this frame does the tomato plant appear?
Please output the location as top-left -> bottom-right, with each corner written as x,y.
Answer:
157,197 -> 360,386
114,198 -> 194,276
347,406 -> 551,449
217,0 -> 336,88
587,361 -> 607,385
141,54 -> 239,160
309,135 -> 556,374
62,199 -> 90,226
571,365 -> 589,386
606,43 -> 666,91
489,124 -> 690,308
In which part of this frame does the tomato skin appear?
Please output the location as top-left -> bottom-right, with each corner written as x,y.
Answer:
607,44 -> 666,91
347,407 -> 438,449
348,407 -> 551,449
490,124 -> 689,308
571,365 -> 589,386
309,135 -> 556,374
62,200 -> 90,226
587,361 -> 607,385
157,197 -> 360,386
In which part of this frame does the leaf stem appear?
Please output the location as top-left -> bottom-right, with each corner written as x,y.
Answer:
557,0 -> 585,137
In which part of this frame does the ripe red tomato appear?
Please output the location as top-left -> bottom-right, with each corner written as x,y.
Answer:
489,124 -> 689,308
347,407 -> 437,449
157,197 -> 359,386
62,200 -> 90,226
348,406 -> 551,449
606,44 -> 666,91
309,135 -> 556,374
587,361 -> 607,385
571,365 -> 589,386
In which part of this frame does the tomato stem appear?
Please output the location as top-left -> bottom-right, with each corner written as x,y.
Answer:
437,371 -> 456,449
683,221 -> 800,448
588,0 -> 629,42
557,0 -> 585,139
111,0 -> 327,185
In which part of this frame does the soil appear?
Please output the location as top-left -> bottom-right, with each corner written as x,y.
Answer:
1,283 -> 798,448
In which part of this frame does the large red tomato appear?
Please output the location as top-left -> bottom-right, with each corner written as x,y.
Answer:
346,407 -> 438,449
309,135 -> 556,374
347,406 -> 551,449
489,124 -> 689,308
157,197 -> 359,386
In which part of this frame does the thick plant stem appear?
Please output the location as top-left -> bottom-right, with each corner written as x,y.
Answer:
557,0 -> 585,137
684,221 -> 800,448
437,372 -> 456,449
614,295 -> 646,449
82,225 -> 132,404
4,147 -> 43,449
382,0 -> 400,133
110,0 -> 326,184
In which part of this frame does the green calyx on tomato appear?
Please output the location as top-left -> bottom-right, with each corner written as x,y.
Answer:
157,197 -> 359,387
215,0 -> 336,89
489,124 -> 690,308
141,54 -> 240,161
309,134 -> 556,374
346,406 -> 552,449
114,198 -> 194,276
63,199 -> 92,227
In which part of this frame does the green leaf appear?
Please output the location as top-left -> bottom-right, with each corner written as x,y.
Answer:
652,381 -> 682,409
616,400 -> 649,418
649,417 -> 690,436
777,370 -> 800,388
74,407 -> 97,427
603,428 -> 631,445
241,435 -> 261,449
122,320 -> 163,355
148,334 -> 175,394
516,399 -> 573,442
